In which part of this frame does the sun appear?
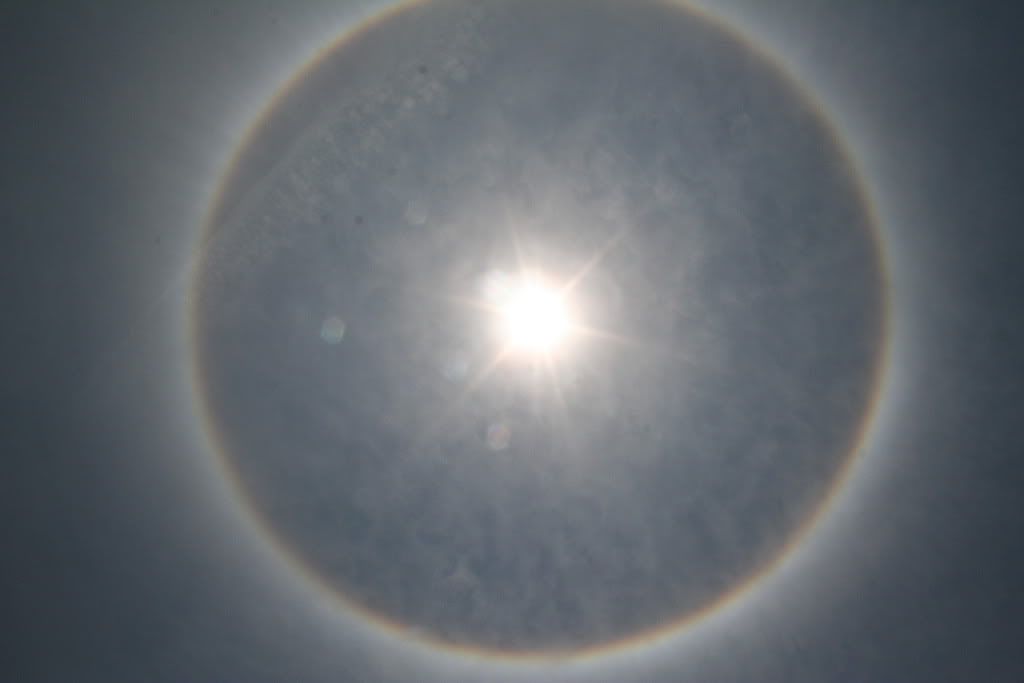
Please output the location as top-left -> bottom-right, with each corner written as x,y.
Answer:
484,271 -> 575,356
501,279 -> 570,352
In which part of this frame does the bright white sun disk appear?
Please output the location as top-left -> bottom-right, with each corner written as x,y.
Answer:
497,278 -> 571,353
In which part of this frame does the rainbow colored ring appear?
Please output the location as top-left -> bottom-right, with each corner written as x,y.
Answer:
188,0 -> 893,666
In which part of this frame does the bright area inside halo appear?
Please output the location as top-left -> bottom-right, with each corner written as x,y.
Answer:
484,270 -> 577,357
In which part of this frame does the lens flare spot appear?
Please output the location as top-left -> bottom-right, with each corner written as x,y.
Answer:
320,315 -> 346,344
486,421 -> 512,451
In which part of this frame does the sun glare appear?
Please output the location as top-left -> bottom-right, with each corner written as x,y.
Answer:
485,272 -> 575,356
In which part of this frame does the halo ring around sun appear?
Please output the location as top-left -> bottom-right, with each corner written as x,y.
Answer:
187,0 -> 893,667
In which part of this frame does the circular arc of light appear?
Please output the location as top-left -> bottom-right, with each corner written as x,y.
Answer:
186,0 -> 895,667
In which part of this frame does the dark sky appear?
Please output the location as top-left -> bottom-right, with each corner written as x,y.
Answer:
5,1 -> 1024,681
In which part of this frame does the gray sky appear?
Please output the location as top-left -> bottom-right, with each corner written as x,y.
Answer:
5,1 -> 1024,681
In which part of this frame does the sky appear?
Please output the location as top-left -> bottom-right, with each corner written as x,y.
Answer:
4,1 -> 1024,681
